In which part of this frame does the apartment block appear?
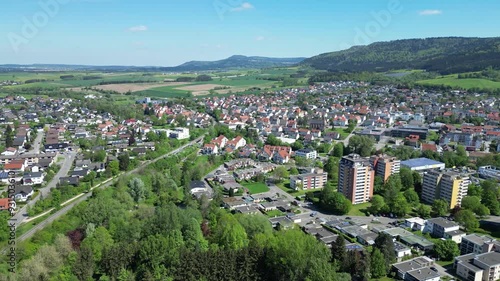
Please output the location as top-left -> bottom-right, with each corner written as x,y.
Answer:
461,234 -> 500,255
290,168 -> 328,190
370,154 -> 401,182
421,169 -> 470,209
455,252 -> 500,281
338,154 -> 374,204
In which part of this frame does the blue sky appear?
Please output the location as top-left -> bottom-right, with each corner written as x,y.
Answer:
1,0 -> 499,66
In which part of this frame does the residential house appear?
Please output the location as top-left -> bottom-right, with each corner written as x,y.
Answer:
0,198 -> 15,211
202,144 -> 218,155
59,177 -> 79,186
14,185 -> 34,202
22,172 -> 44,185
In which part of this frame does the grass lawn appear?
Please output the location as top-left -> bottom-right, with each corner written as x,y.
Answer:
348,202 -> 371,216
241,182 -> 270,194
326,128 -> 350,139
276,180 -> 314,197
436,260 -> 454,268
15,213 -> 52,237
265,209 -> 284,217
370,277 -> 396,281
417,77 -> 500,90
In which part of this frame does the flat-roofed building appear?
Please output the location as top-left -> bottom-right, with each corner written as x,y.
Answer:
370,154 -> 401,182
455,252 -> 500,281
401,158 -> 445,173
422,170 -> 470,209
338,154 -> 374,204
460,234 -> 500,255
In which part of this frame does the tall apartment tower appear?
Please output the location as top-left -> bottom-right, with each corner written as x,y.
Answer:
370,155 -> 401,182
338,154 -> 375,204
422,170 -> 470,209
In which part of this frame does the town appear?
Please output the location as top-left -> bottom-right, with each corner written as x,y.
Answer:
0,81 -> 500,281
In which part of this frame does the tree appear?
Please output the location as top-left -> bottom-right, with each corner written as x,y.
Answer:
481,180 -> 500,215
417,204 -> 432,218
295,156 -> 312,167
455,209 -> 479,231
432,199 -> 449,217
320,186 -> 352,215
403,189 -> 420,205
368,195 -> 386,214
374,233 -> 396,265
212,213 -> 248,250
413,171 -> 422,195
118,153 -> 130,171
400,167 -> 414,190
128,178 -> 146,203
72,245 -> 95,281
348,135 -> 375,157
331,235 -> 347,270
370,248 -> 387,278
128,133 -> 136,146
384,175 -> 403,214
332,143 -> 344,157
475,204 -> 490,217
183,218 -> 209,251
289,167 -> 299,175
237,214 -> 273,239
5,125 -> 13,148
461,196 -> 482,212
373,176 -> 385,195
393,193 -> 411,217
291,140 -> 304,150
106,160 -> 119,176
273,166 -> 289,183
434,240 -> 460,261
467,183 -> 483,198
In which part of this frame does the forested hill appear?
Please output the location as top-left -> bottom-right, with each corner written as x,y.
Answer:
302,37 -> 500,74
160,55 -> 306,71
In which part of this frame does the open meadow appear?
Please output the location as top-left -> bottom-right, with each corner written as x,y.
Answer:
417,75 -> 500,90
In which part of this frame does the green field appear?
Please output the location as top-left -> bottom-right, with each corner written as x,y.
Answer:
348,202 -> 371,216
0,67 -> 306,97
241,182 -> 270,194
417,76 -> 500,90
135,85 -> 192,98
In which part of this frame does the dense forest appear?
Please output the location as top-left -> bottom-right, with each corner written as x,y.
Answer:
303,37 -> 500,74
161,55 -> 306,72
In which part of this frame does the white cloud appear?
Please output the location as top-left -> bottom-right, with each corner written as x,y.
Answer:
231,2 -> 254,12
418,10 -> 442,16
256,36 -> 265,41
128,25 -> 148,32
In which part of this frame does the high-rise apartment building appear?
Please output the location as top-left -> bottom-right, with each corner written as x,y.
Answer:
338,154 -> 375,204
422,170 -> 470,209
370,155 -> 401,182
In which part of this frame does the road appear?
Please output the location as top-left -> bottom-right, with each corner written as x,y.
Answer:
27,128 -> 44,155
6,136 -> 204,247
11,151 -> 77,227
